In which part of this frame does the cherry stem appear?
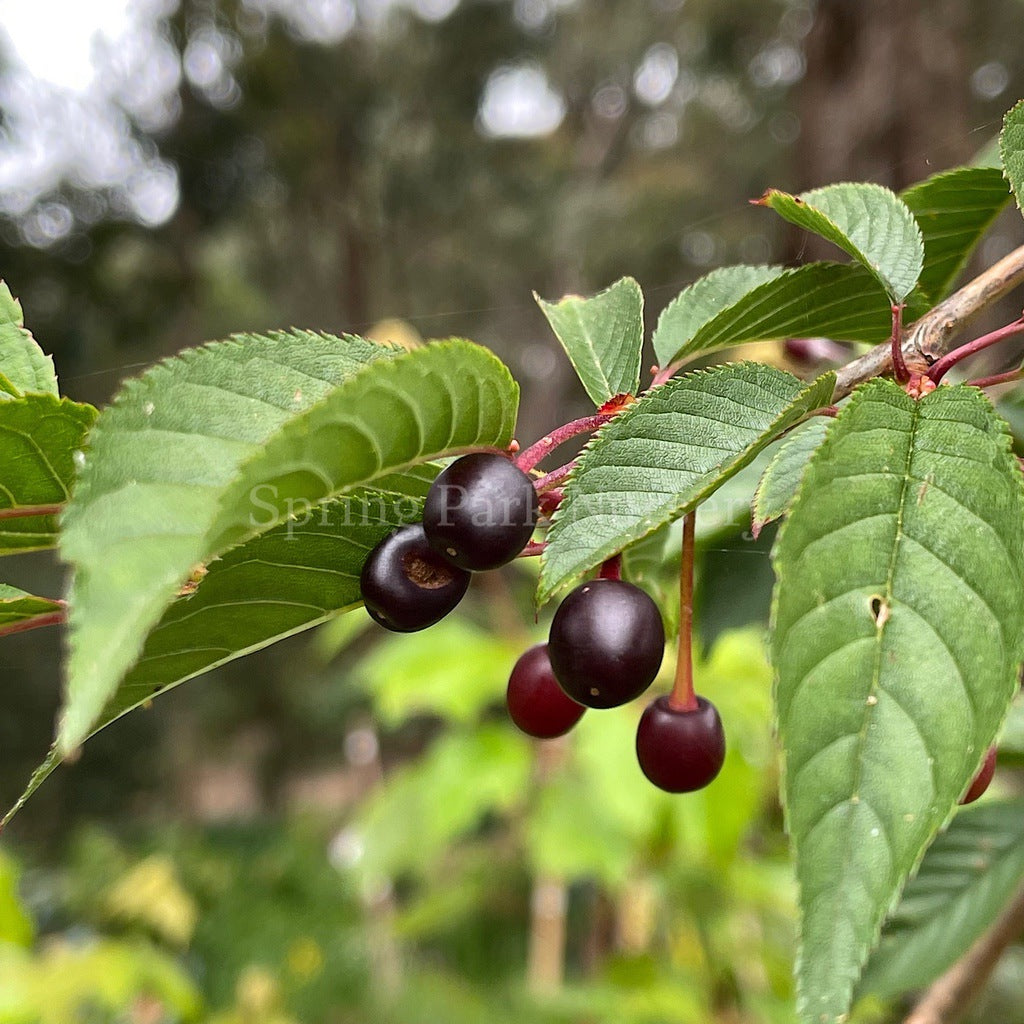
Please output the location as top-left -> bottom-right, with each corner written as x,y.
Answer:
967,367 -> 1024,390
515,414 -> 613,473
651,360 -> 683,388
533,462 -> 576,493
0,504 -> 63,521
927,315 -> 1024,384
669,512 -> 698,713
517,541 -> 548,559
890,303 -> 910,384
0,606 -> 66,639
598,555 -> 622,580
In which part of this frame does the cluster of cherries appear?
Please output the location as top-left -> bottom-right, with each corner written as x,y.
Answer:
359,450 -> 726,794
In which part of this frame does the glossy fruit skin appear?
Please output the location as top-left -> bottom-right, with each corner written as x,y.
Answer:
961,746 -> 998,805
506,644 -> 586,739
635,695 -> 726,793
423,453 -> 538,571
547,579 -> 664,709
360,524 -> 470,632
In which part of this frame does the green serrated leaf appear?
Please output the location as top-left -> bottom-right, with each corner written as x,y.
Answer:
0,282 -> 58,396
0,394 -> 97,555
538,364 -> 836,604
535,278 -> 644,405
661,263 -> 929,369
901,166 -> 1012,302
772,379 -> 1024,1024
759,183 -> 924,302
752,418 -> 831,538
858,799 -> 1024,1001
1000,99 -> 1024,216
57,333 -> 518,755
3,483 -> 428,827
0,584 -> 62,632
651,265 -> 785,368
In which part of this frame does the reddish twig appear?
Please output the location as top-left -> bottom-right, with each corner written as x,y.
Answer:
598,555 -> 622,580
533,462 -> 576,492
967,367 -> 1024,390
518,541 -> 548,558
651,360 -> 684,388
927,315 -> 1024,384
515,414 -> 613,473
891,303 -> 910,384
0,608 -> 66,639
0,504 -> 63,521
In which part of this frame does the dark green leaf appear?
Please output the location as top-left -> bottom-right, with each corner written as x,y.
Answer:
538,364 -> 835,604
772,380 -> 1024,1024
660,263 -> 930,368
901,166 -> 1011,301
535,278 -> 644,405
651,265 -> 784,368
859,799 -> 1024,1000
1000,99 -> 1024,217
0,282 -> 58,397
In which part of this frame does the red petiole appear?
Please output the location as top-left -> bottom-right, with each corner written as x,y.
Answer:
927,314 -> 1024,384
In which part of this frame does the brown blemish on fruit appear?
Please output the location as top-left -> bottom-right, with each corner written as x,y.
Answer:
403,551 -> 457,590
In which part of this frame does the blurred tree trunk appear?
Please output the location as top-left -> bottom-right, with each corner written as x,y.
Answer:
793,0 -> 971,258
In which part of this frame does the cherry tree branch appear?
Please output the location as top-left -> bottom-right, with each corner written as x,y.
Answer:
903,884 -> 1024,1024
834,243 -> 1024,401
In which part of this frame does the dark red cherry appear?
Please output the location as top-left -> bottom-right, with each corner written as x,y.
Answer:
961,746 -> 997,805
506,644 -> 585,739
635,695 -> 726,793
547,579 -> 664,709
360,524 -> 470,632
423,453 -> 538,571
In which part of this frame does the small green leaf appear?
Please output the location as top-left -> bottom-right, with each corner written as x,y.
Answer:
901,166 -> 1012,301
751,417 -> 831,538
660,263 -> 929,368
1000,99 -> 1024,216
0,393 -> 97,555
859,799 -> 1024,1001
58,333 -> 518,755
772,380 -> 1024,1024
0,282 -> 58,396
535,278 -> 644,405
651,265 -> 785,368
0,584 -> 63,633
759,183 -> 924,302
538,364 -> 835,604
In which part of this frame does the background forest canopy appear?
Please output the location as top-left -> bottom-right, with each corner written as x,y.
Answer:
3,2 -> 1024,1024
